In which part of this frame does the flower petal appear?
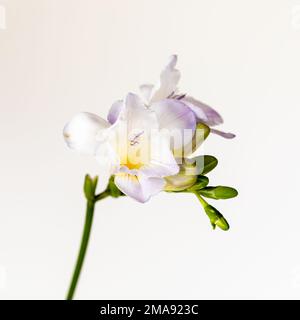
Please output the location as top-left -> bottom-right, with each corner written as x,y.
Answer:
150,55 -> 181,103
182,96 -> 223,126
94,143 -> 119,192
108,93 -> 160,169
151,99 -> 196,157
151,99 -> 196,132
107,100 -> 124,124
114,173 -> 164,203
124,93 -> 158,132
95,141 -> 120,175
63,112 -> 110,155
210,128 -> 236,139
139,84 -> 155,104
141,134 -> 179,177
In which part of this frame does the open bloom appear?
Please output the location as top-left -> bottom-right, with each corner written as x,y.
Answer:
108,55 -> 235,139
63,56 -> 234,202
64,92 -> 197,202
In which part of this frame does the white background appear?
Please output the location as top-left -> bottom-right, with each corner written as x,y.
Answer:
0,0 -> 300,299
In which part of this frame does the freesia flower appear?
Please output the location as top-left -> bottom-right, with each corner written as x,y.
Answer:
64,56 -> 238,300
63,56 -> 235,203
64,92 -> 197,202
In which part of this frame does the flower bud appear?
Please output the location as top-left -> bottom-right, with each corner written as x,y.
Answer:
204,204 -> 230,231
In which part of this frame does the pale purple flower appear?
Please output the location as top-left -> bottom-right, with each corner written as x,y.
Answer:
63,56 -> 234,203
108,55 -> 235,139
64,92 -> 196,202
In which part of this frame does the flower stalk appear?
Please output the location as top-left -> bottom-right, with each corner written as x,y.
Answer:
66,198 -> 96,300
66,175 -> 112,300
193,191 -> 230,231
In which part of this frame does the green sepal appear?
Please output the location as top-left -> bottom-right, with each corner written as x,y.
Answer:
107,176 -> 123,198
201,155 -> 218,175
188,175 -> 209,191
199,186 -> 238,199
188,155 -> 218,175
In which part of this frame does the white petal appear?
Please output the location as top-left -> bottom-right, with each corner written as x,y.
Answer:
95,142 -> 120,174
141,134 -> 179,177
107,93 -> 160,169
139,175 -> 165,200
114,173 -> 164,203
94,161 -> 113,193
150,55 -> 181,103
182,96 -> 223,126
124,93 -> 158,132
139,84 -> 155,104
107,100 -> 124,124
63,112 -> 110,155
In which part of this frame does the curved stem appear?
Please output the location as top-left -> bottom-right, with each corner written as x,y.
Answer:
66,189 -> 109,300
66,200 -> 95,300
193,191 -> 208,208
66,175 -> 118,299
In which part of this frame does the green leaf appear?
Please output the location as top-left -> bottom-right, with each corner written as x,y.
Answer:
202,155 -> 218,174
84,175 -> 98,201
189,155 -> 218,175
204,204 -> 230,231
200,186 -> 238,199
188,175 -> 209,191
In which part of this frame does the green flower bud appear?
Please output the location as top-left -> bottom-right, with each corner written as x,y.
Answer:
204,204 -> 230,231
84,175 -> 98,201
182,123 -> 210,157
188,175 -> 209,191
200,186 -> 238,199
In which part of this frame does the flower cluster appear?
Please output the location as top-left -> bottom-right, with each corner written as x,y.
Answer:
63,56 -> 237,230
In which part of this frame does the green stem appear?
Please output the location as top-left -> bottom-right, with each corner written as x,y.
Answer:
193,191 -> 208,208
66,192 -> 109,300
66,200 -> 95,300
193,190 -> 230,231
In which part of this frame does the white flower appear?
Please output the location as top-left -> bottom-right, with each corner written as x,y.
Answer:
63,56 -> 234,202
64,92 -> 196,202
